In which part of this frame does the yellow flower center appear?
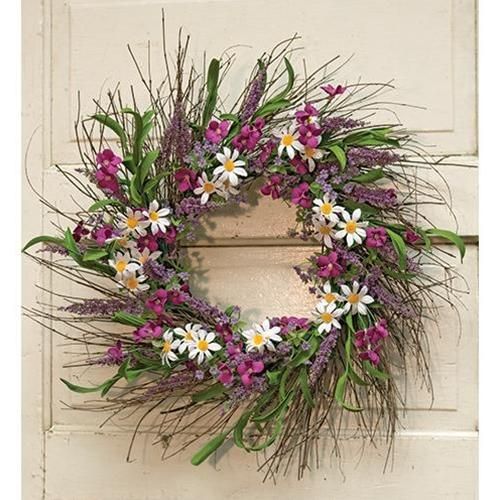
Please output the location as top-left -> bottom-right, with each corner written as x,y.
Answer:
253,333 -> 264,346
117,238 -> 128,247
348,293 -> 360,304
319,225 -> 331,235
345,220 -> 357,234
282,134 -> 294,147
139,255 -> 148,265
150,211 -> 159,222
304,146 -> 315,158
324,293 -> 336,303
320,312 -> 333,323
197,339 -> 209,352
127,217 -> 138,229
115,260 -> 127,273
162,341 -> 171,353
126,277 -> 138,290
224,160 -> 235,172
320,203 -> 332,215
203,182 -> 215,193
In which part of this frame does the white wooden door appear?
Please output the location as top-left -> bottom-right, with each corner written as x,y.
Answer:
22,0 -> 478,498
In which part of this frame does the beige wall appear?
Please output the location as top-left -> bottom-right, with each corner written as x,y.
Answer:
23,0 -> 478,498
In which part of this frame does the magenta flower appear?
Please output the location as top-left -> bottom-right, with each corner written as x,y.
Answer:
167,288 -> 188,306
137,233 -> 160,252
270,316 -> 310,334
291,157 -> 308,175
205,120 -> 230,143
260,174 -> 283,200
92,225 -> 114,246
103,341 -> 125,364
298,123 -> 322,148
158,226 -> 177,245
215,323 -> 234,343
354,319 -> 389,366
405,229 -> 421,244
231,118 -> 265,152
226,342 -> 243,358
217,363 -> 233,386
291,182 -> 312,208
175,168 -> 197,193
72,221 -> 89,242
237,359 -> 265,387
316,251 -> 344,278
257,139 -> 276,166
321,84 -> 346,99
96,149 -> 122,170
365,227 -> 388,249
295,103 -> 319,124
145,289 -> 169,315
133,321 -> 164,343
95,165 -> 120,195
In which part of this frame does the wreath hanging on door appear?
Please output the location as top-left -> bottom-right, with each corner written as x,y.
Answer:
24,34 -> 465,478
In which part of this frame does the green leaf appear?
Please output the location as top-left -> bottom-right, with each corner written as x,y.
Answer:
191,383 -> 226,403
88,198 -> 124,212
233,411 -> 252,449
124,366 -> 151,383
64,228 -> 81,261
363,361 -> 389,380
426,228 -> 466,262
274,57 -> 295,100
138,149 -> 159,185
334,373 -> 363,412
254,98 -> 291,118
351,168 -> 385,184
82,248 -> 108,262
202,58 -> 221,127
112,312 -> 146,327
329,145 -> 347,169
348,368 -> 369,386
386,228 -> 407,270
60,376 -> 119,394
298,368 -> 314,407
144,171 -> 170,197
190,431 -> 230,466
288,336 -> 320,368
22,235 -> 64,253
252,390 -> 293,423
91,114 -> 128,153
219,113 -> 239,122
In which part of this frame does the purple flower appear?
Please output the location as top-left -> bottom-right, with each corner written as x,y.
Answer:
291,182 -> 312,208
309,330 -> 340,385
96,149 -> 122,170
237,359 -> 265,387
405,229 -> 421,244
298,122 -> 322,148
217,363 -> 234,386
95,165 -> 120,195
102,341 -> 125,365
316,251 -> 344,278
205,120 -> 230,144
137,233 -> 160,252
231,118 -> 264,152
215,323 -> 234,343
291,157 -> 308,175
145,289 -> 169,315
365,227 -> 388,249
260,174 -> 283,200
295,103 -> 319,124
175,168 -> 198,193
72,221 -> 89,242
240,67 -> 266,122
92,225 -> 114,246
133,320 -> 164,343
321,84 -> 346,99
354,319 -> 389,366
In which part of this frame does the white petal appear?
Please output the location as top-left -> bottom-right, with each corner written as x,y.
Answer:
352,208 -> 361,221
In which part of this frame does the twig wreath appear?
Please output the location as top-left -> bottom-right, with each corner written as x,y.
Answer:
24,30 -> 466,479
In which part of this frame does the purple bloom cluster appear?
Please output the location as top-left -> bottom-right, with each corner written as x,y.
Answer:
240,66 -> 266,122
309,330 -> 341,385
344,184 -> 398,208
61,298 -> 144,316
354,320 -> 389,366
321,116 -> 365,133
347,147 -> 400,168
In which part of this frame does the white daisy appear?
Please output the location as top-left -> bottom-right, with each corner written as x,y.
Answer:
335,208 -> 367,247
242,319 -> 282,353
117,208 -> 148,237
174,323 -> 203,354
340,281 -> 374,315
312,216 -> 336,248
312,195 -> 344,222
313,301 -> 344,334
142,200 -> 171,235
161,330 -> 181,366
131,247 -> 162,267
302,146 -> 325,172
318,282 -> 344,307
275,126 -> 303,159
219,178 -> 239,201
193,172 -> 223,204
188,329 -> 222,364
213,147 -> 247,186
108,251 -> 140,279
118,270 -> 149,293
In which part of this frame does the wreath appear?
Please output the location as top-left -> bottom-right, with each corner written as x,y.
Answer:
24,35 -> 466,478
